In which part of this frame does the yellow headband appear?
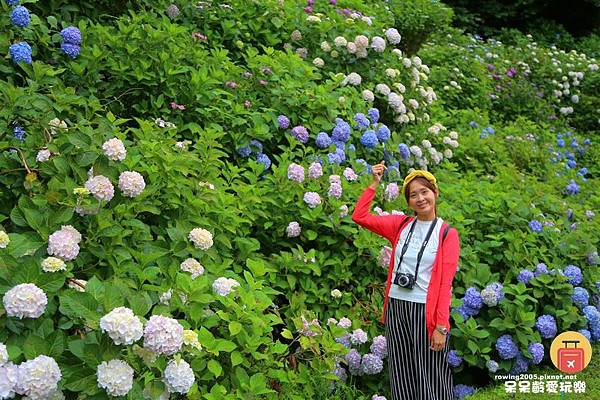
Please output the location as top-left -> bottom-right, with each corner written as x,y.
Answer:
401,170 -> 438,194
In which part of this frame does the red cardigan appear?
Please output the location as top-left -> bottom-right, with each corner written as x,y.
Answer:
351,186 -> 460,339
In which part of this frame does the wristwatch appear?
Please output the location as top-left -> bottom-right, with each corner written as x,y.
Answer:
435,325 -> 448,335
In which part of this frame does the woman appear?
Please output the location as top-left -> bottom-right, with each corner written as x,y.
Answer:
351,162 -> 460,400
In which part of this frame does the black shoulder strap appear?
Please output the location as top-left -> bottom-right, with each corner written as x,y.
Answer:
442,225 -> 451,243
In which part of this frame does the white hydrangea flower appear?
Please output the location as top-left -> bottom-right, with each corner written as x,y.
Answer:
343,72 -> 362,86
102,138 -> 127,162
36,149 -> 51,162
388,92 -> 403,108
385,68 -> 398,78
3,283 -> 47,319
354,35 -> 369,48
337,317 -> 352,329
392,48 -> 402,57
409,145 -> 423,158
118,171 -> 145,197
85,175 -> 114,202
371,36 -> 386,52
183,330 -> 202,350
100,307 -> 144,345
163,359 -> 195,394
96,359 -> 134,397
0,343 -> 8,366
320,41 -> 331,52
375,83 -> 391,96
449,140 -> 459,148
356,48 -> 368,58
443,149 -> 453,159
385,28 -> 401,45
412,56 -> 422,68
331,289 -> 342,298
159,289 -> 172,305
212,277 -> 240,296
48,118 -> 67,135
0,231 -> 9,249
188,228 -> 213,250
449,131 -> 459,140
571,95 -> 579,103
361,16 -> 372,25
306,15 -> 320,23
16,355 -> 61,400
421,139 -> 432,149
408,99 -> 419,109
402,58 -> 412,68
0,362 -> 18,399
346,42 -> 357,54
180,258 -> 205,279
41,257 -> 66,272
334,36 -> 347,47
312,57 -> 324,67
143,315 -> 184,355
48,225 -> 81,261
362,89 -> 374,102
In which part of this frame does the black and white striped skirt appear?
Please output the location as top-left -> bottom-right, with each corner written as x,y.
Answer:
384,298 -> 454,400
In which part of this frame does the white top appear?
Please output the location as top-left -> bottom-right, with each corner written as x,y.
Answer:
388,218 -> 443,303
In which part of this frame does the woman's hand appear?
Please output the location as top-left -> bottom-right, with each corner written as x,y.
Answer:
430,330 -> 446,352
369,160 -> 387,189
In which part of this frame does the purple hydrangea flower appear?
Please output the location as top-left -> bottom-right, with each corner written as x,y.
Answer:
447,350 -> 463,367
287,163 -> 305,182
361,353 -> 383,375
354,113 -> 370,130
572,287 -> 589,308
277,115 -> 290,129
563,265 -> 582,285
291,126 -> 309,143
453,384 -> 475,399
463,287 -> 483,311
316,132 -> 332,148
360,130 -> 378,149
536,315 -> 557,339
534,263 -> 548,277
13,125 -> 26,141
398,143 -> 410,159
328,182 -> 342,199
510,352 -> 529,374
578,167 -> 588,177
377,125 -> 391,142
370,335 -> 387,359
60,26 -> 82,45
452,305 -> 471,321
350,328 -> 368,345
496,334 -> 519,359
345,349 -> 362,375
557,139 -> 565,147
303,192 -> 321,208
334,365 -> 347,382
368,108 -> 380,123
332,118 -> 351,143
517,270 -> 534,285
308,162 -> 323,179
61,43 -> 81,59
564,180 -> 580,195
469,121 -> 479,128
566,208 -> 574,220
9,41 -> 32,64
335,333 -> 351,348
256,153 -> 271,169
528,343 -> 544,364
528,220 -> 543,233
10,6 -> 30,28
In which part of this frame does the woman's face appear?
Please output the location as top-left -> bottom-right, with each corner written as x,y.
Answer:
407,180 -> 438,218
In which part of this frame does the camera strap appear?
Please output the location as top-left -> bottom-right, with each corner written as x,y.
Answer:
395,217 -> 439,282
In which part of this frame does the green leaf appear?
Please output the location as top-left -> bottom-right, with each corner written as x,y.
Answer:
231,351 -> 244,366
59,292 -> 102,329
207,359 -> 223,378
229,321 -> 242,336
281,329 -> 294,340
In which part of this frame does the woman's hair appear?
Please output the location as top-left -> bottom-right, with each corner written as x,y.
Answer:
404,177 -> 439,215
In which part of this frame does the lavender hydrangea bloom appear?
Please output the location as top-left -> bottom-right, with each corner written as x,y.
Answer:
453,384 -> 475,399
510,353 -> 529,374
291,126 -> 309,143
350,328 -> 368,345
368,108 -> 380,123
517,270 -> 534,285
316,132 -> 332,148
481,282 -> 504,306
486,360 -> 499,373
287,163 -> 305,182
534,263 -> 548,277
496,334 -> 519,359
332,118 -> 351,143
335,333 -> 351,348
360,130 -> 379,149
277,115 -> 290,129
528,343 -> 544,364
256,153 -> 271,169
372,395 -> 386,400
572,287 -> 589,308
447,350 -> 463,367
334,365 -> 347,382
60,26 -> 82,45
588,251 -> 599,265
563,265 -> 582,285
345,349 -> 362,375
61,43 -> 81,58
536,315 -> 557,339
354,113 -> 370,130
398,143 -> 410,159
303,192 -> 321,208
528,220 -> 543,233
377,125 -> 391,142
308,162 -> 323,179
9,41 -> 32,64
370,335 -> 387,359
327,152 -> 342,165
10,6 -> 30,28
361,353 -> 383,375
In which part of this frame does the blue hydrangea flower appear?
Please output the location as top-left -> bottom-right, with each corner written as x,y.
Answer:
572,287 -> 589,308
447,350 -> 463,368
316,132 -> 332,149
583,138 -> 591,145
60,26 -> 82,45
536,315 -> 557,339
331,118 -> 351,143
563,265 -> 582,285
486,360 -> 499,373
468,121 -> 478,128
463,287 -> 483,310
360,130 -> 378,149
577,167 -> 588,177
277,115 -> 290,129
327,152 -> 342,165
564,180 -> 580,195
354,113 -> 370,130
528,220 -> 542,233
334,147 -> 345,162
9,41 -> 32,64
588,252 -> 599,265
517,269 -> 534,285
534,263 -> 548,277
510,353 -> 529,374
453,384 -> 475,399
452,305 -> 470,321
368,108 -> 380,124
370,335 -> 387,359
360,353 -> 383,375
591,323 -> 600,342
237,146 -> 251,157
377,125 -> 391,142
60,43 -> 81,59
10,5 -> 30,28
333,364 -> 347,382
13,125 -> 26,141
398,143 -> 410,159
5,0 -> 20,6
344,349 -> 362,376
528,343 -> 544,364
557,139 -> 565,147
583,306 -> 600,324
496,334 -> 519,359
578,329 -> 591,342
570,138 -> 578,147
566,209 -> 574,220
249,139 -> 263,154
256,153 -> 271,169
347,143 -> 355,152
335,333 -> 351,348
567,159 -> 577,168
291,126 -> 309,143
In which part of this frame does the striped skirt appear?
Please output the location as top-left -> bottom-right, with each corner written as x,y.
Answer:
384,298 -> 453,400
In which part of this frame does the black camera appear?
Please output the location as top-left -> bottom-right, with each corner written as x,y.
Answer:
394,272 -> 416,289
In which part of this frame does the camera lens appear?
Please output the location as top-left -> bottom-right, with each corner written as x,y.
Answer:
398,275 -> 408,286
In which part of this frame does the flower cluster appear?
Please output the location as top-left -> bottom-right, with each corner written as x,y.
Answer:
15,355 -> 62,399
286,221 -> 301,238
47,225 -> 82,261
118,171 -> 146,197
188,227 -> 213,250
85,175 -> 115,201
212,277 -> 240,296
9,42 -> 32,64
41,256 -> 66,272
480,282 -> 504,306
2,283 -> 48,319
536,314 -> 557,339
143,315 -> 184,355
102,138 -> 127,161
100,307 -> 144,345
180,258 -> 205,279
60,26 -> 82,58
495,334 -> 519,359
163,359 -> 195,394
97,359 -> 134,396
10,5 -> 30,28
0,231 -> 10,249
